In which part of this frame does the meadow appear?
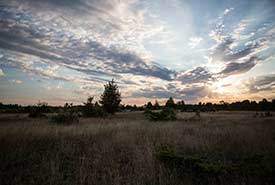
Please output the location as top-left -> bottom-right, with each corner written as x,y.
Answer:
0,111 -> 275,185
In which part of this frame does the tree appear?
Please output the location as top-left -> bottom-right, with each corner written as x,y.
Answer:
165,97 -> 176,108
100,79 -> 121,114
146,101 -> 153,109
154,100 -> 160,110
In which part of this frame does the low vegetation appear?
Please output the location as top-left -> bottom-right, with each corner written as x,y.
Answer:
144,107 -> 177,121
51,103 -> 79,124
28,102 -> 50,118
82,96 -> 107,118
0,111 -> 275,185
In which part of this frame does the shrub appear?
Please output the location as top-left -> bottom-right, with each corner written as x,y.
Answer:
28,102 -> 49,118
154,146 -> 230,175
154,146 -> 274,180
82,96 -> 107,118
145,107 -> 177,121
51,103 -> 79,124
83,106 -> 107,118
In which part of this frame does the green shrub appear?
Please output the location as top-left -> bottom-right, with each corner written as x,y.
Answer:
28,102 -> 49,118
82,106 -> 107,118
51,103 -> 79,124
154,146 -> 230,175
145,107 -> 177,121
154,146 -> 274,180
82,96 -> 107,118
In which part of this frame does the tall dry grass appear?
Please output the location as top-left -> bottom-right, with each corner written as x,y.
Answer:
0,111 -> 275,185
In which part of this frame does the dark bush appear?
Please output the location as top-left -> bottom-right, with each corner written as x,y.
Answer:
82,96 -> 107,118
83,106 -> 107,118
154,146 -> 230,176
28,102 -> 49,118
51,103 -> 79,124
145,108 -> 177,121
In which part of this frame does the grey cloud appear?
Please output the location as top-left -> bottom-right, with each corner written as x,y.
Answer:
223,47 -> 256,62
131,85 -> 213,101
210,38 -> 262,63
4,0 -> 123,31
209,13 -> 273,79
219,56 -> 258,76
176,67 -> 212,84
247,74 -> 275,93
4,0 -> 116,16
131,86 -> 176,99
0,6 -> 175,82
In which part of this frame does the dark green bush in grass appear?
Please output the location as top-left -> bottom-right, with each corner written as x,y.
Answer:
154,146 -> 275,183
145,107 -> 177,121
51,103 -> 79,124
82,96 -> 107,118
154,146 -> 231,175
28,102 -> 49,118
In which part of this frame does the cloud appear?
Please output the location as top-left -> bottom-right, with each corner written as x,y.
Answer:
246,74 -> 275,93
188,37 -> 203,49
232,18 -> 254,40
208,29 -> 263,65
218,56 -> 258,76
176,67 -> 213,84
207,9 -> 275,78
131,84 -> 214,102
0,1 -> 274,104
223,8 -> 234,15
12,79 -> 23,84
0,4 -> 174,82
0,68 -> 5,77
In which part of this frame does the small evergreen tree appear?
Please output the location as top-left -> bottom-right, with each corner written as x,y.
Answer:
99,79 -> 121,114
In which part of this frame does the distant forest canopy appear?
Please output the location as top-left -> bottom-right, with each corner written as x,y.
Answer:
0,98 -> 275,113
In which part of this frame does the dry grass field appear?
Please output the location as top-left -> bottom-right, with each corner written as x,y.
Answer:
0,111 -> 275,185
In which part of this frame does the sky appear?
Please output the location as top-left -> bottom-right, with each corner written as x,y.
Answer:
0,0 -> 274,105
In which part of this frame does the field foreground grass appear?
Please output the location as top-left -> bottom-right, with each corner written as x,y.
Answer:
0,111 -> 275,185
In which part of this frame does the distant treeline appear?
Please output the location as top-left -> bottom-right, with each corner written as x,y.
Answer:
1,98 -> 275,113
134,98 -> 275,112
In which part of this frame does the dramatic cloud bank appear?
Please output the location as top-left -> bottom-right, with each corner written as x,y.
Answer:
0,0 -> 274,105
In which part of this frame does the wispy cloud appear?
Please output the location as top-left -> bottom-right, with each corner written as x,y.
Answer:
188,37 -> 203,49
0,68 -> 5,77
207,7 -> 275,78
223,8 -> 234,15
